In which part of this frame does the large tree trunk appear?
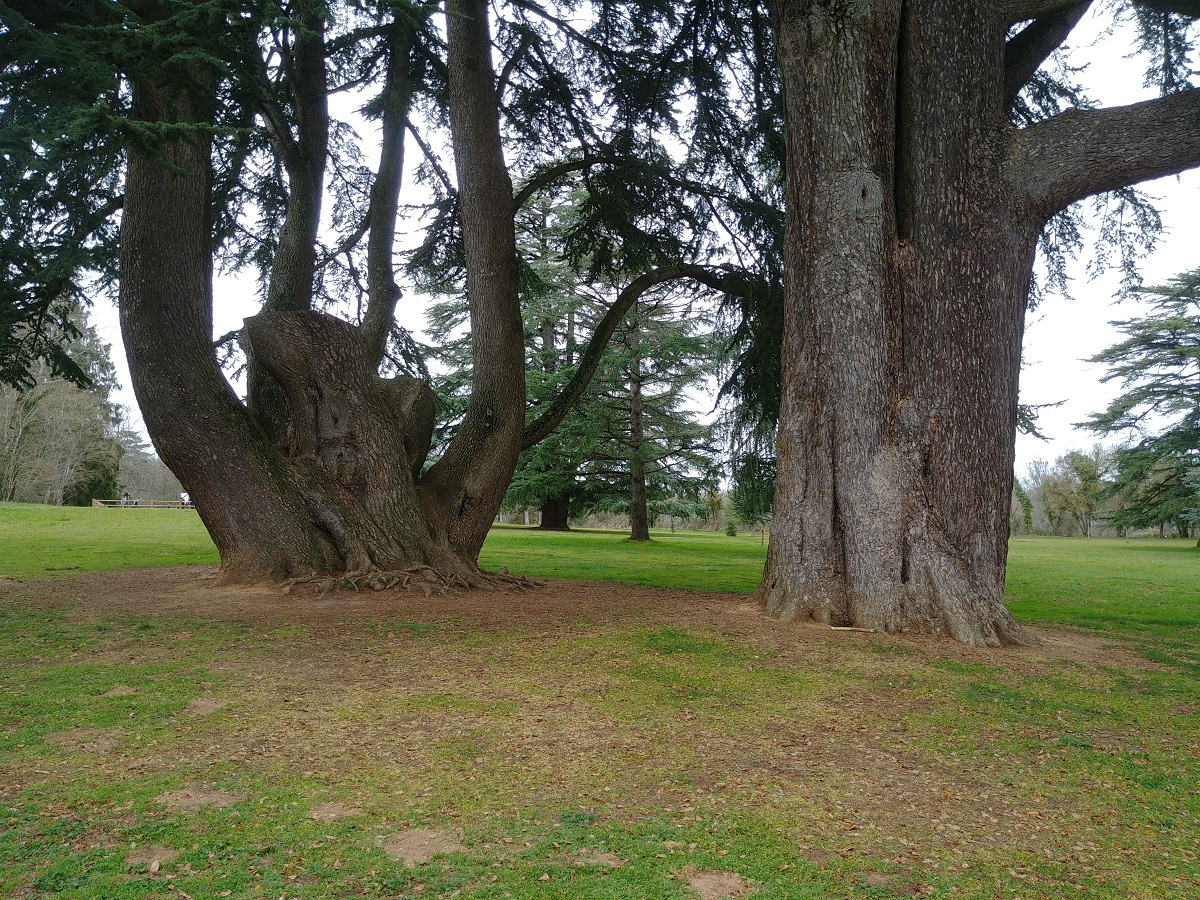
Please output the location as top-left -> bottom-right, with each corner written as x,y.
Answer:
626,316 -> 650,542
761,1 -> 1030,646
119,69 -> 336,581
538,496 -> 571,529
762,1 -> 1200,646
418,0 -> 526,562
119,0 -> 523,586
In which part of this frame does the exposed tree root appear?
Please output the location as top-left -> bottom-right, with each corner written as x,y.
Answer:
281,564 -> 542,597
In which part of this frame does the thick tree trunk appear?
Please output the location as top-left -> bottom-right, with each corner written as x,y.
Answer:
538,495 -> 571,529
626,316 -> 650,542
119,72 -> 336,581
761,1 -> 1029,646
419,0 -> 526,563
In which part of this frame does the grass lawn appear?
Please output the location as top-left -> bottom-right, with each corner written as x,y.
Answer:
2,503 -> 1199,898
0,502 -> 218,578
480,524 -> 771,593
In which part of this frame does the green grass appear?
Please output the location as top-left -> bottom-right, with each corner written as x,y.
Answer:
0,501 -> 217,578
4,503 -> 1200,638
480,524 -> 770,592
4,504 -> 1200,896
1005,535 -> 1200,637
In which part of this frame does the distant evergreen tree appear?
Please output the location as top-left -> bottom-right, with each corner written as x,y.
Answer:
730,453 -> 775,530
1085,268 -> 1200,542
568,294 -> 720,540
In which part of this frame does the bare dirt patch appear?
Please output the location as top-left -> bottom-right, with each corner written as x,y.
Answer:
185,697 -> 232,716
6,565 -> 1169,869
307,802 -> 363,821
862,871 -> 894,887
381,828 -> 466,867
42,727 -> 120,753
576,850 -> 624,867
676,866 -> 755,899
13,565 -> 1149,673
153,784 -> 247,813
102,685 -> 138,697
125,846 -> 179,871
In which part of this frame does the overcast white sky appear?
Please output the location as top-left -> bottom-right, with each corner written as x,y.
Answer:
90,8 -> 1198,474
1014,168 -> 1199,475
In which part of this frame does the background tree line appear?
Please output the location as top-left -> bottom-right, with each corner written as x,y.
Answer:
1,312 -> 181,506
1016,267 -> 1200,542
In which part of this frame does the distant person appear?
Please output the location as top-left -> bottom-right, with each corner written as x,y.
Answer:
180,492 -> 191,508
122,491 -> 130,505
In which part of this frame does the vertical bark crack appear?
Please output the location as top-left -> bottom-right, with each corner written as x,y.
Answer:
893,0 -> 912,240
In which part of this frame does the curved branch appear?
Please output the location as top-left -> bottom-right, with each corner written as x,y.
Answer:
1018,88 -> 1200,217
521,265 -> 733,450
1004,2 -> 1091,109
507,0 -> 620,56
512,155 -> 620,210
496,29 -> 536,101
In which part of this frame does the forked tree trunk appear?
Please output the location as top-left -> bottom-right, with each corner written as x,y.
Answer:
761,1 -> 1033,646
120,0 -> 523,585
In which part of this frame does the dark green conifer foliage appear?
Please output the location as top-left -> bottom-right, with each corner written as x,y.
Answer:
0,0 -> 128,388
1085,268 -> 1200,538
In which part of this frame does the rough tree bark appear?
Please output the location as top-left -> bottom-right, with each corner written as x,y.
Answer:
760,0 -> 1200,645
120,62 -> 337,581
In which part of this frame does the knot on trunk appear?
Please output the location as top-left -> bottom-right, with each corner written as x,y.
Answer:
241,310 -> 434,485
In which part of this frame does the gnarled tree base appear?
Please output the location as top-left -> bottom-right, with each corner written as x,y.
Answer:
757,528 -> 1029,648
756,571 -> 1028,648
282,564 -> 543,597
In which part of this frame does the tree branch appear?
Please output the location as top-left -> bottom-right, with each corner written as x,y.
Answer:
362,26 -> 416,365
1018,88 -> 1200,217
406,121 -> 456,195
512,155 -> 621,210
261,4 -> 329,314
317,210 -> 371,268
1005,0 -> 1091,22
1133,0 -> 1200,16
1004,2 -> 1091,108
521,265 -> 732,450
507,0 -> 618,56
496,29 -> 535,101
71,193 -> 124,244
